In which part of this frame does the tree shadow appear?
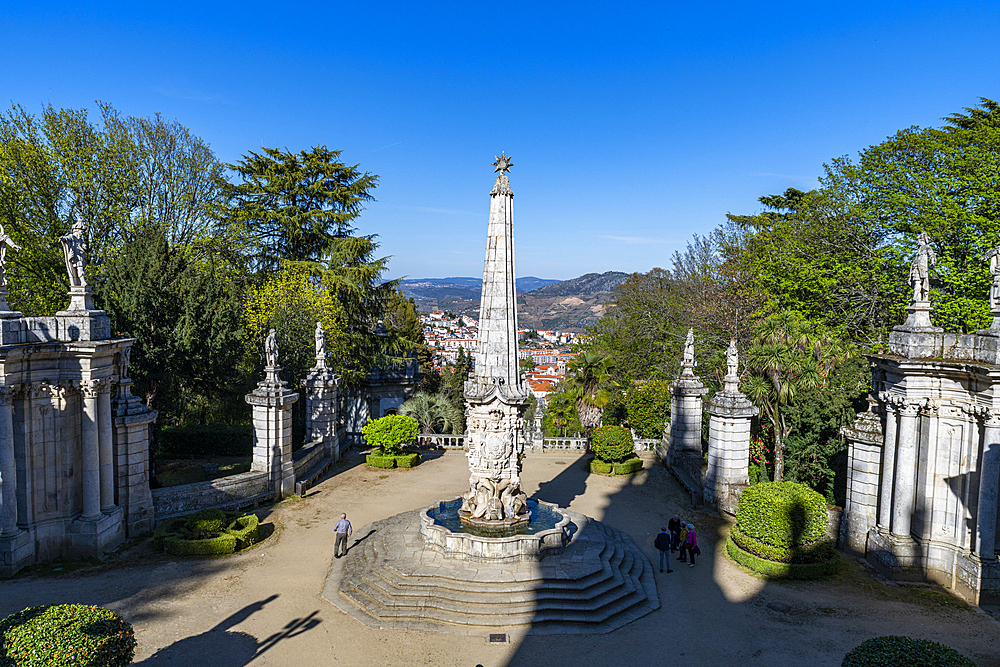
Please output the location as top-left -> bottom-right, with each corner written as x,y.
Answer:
531,454 -> 589,508
134,594 -> 322,666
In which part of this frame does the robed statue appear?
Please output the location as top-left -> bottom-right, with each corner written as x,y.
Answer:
265,329 -> 279,368
315,321 -> 325,359
985,245 -> 1000,311
682,328 -> 695,366
909,231 -> 936,302
726,339 -> 739,378
0,224 -> 22,290
60,217 -> 88,288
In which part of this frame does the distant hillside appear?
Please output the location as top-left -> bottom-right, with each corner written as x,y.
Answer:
399,276 -> 559,302
525,272 -> 630,298
403,271 -> 631,332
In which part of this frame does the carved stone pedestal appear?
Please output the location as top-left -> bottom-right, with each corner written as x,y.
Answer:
246,365 -> 299,500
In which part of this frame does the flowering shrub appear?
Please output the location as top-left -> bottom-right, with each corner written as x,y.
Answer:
749,425 -> 772,484
0,604 -> 136,667
361,415 -> 419,455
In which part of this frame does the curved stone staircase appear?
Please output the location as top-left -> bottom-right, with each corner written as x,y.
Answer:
322,507 -> 659,635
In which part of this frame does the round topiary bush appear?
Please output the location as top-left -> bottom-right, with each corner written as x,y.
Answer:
590,425 -> 634,462
842,636 -> 976,667
0,604 -> 136,667
361,415 -> 420,455
729,481 -> 838,578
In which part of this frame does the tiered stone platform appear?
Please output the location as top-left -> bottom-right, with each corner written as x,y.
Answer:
323,507 -> 659,635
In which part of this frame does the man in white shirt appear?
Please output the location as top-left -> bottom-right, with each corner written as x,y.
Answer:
334,513 -> 353,558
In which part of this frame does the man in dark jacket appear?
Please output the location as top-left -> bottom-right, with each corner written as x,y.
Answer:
654,526 -> 673,573
668,514 -> 681,552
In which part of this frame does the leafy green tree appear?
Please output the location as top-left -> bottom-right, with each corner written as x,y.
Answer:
224,145 -> 378,272
819,97 -> 1000,333
101,227 -> 244,417
744,312 -> 852,481
624,379 -> 671,439
542,389 -> 583,437
400,392 -> 463,434
565,351 -> 612,434
361,414 -> 419,455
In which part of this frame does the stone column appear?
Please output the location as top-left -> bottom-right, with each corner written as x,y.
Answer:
976,411 -> 1000,557
670,372 -> 708,459
891,401 -> 921,538
705,363 -> 757,515
246,364 -> 299,500
98,381 -> 115,512
878,398 -> 899,529
841,404 -> 883,553
80,381 -> 102,521
303,365 -> 340,460
0,386 -> 18,535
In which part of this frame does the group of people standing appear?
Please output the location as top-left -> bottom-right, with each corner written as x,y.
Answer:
653,514 -> 699,573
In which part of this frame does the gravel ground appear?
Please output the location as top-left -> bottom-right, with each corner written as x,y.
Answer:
1,449 -> 997,667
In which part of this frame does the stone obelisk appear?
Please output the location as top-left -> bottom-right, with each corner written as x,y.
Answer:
460,152 -> 530,529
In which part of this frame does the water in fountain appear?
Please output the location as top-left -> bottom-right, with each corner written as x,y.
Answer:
428,498 -> 562,537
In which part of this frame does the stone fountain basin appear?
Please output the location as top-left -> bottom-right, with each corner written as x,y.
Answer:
419,496 -> 571,563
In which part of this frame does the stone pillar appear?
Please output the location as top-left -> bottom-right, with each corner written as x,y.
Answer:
98,382 -> 115,512
246,364 -> 299,500
878,398 -> 898,529
892,401 -> 921,538
977,411 -> 1000,557
841,405 -> 883,554
80,381 -> 102,521
111,346 -> 157,536
669,371 -> 707,459
303,366 -> 340,460
705,356 -> 757,515
0,386 -> 17,535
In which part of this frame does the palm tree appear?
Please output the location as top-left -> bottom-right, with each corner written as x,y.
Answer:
744,312 -> 849,481
566,351 -> 613,435
400,392 -> 463,434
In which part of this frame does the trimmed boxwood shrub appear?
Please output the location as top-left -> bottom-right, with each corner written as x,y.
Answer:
613,457 -> 643,475
0,604 -> 136,667
726,536 -> 840,579
395,452 -> 421,468
366,451 -> 396,468
588,457 -> 613,475
361,415 -> 419,455
153,510 -> 260,556
841,636 -> 976,667
590,425 -> 634,462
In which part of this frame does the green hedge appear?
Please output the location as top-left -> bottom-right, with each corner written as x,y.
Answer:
613,457 -> 644,475
736,481 -> 828,549
366,452 -> 396,468
395,452 -> 421,468
154,510 -> 259,556
730,525 -> 834,564
726,536 -> 840,579
588,458 -> 613,475
0,604 -> 136,667
842,636 -> 976,667
591,425 -> 634,462
164,532 -> 238,556
156,424 -> 252,459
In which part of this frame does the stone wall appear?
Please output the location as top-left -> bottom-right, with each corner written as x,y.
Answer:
151,471 -> 272,520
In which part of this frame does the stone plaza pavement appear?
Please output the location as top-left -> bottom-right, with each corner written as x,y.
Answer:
1,450 -> 998,666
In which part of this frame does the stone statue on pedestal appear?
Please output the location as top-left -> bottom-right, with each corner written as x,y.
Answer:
0,225 -> 22,290
985,246 -> 1000,312
726,339 -> 739,378
265,329 -> 279,368
682,328 -> 695,366
60,217 -> 88,288
315,321 -> 325,360
909,231 -> 936,303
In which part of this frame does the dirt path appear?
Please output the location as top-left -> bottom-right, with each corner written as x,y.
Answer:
1,450 -> 997,666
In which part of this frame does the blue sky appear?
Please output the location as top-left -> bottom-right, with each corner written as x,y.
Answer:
3,2 -> 999,280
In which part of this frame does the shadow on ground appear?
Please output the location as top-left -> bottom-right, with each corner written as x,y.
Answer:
134,594 -> 321,666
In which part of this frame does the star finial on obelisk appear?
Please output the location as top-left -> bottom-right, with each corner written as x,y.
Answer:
492,151 -> 513,174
